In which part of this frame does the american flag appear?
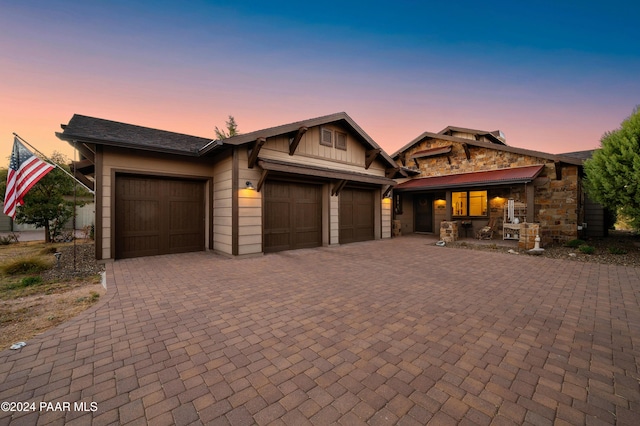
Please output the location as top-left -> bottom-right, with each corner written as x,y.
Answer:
3,137 -> 55,218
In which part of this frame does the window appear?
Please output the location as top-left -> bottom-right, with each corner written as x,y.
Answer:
335,131 -> 347,150
452,190 -> 487,217
320,127 -> 333,147
394,193 -> 403,215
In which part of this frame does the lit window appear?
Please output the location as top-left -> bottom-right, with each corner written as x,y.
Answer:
452,190 -> 487,217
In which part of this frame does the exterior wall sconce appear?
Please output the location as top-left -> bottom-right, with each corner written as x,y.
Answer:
245,181 -> 255,190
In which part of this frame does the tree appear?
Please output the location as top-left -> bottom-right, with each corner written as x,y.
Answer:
584,107 -> 640,230
0,152 -> 87,242
214,115 -> 239,139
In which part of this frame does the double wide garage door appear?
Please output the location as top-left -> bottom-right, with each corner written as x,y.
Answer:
115,175 -> 205,259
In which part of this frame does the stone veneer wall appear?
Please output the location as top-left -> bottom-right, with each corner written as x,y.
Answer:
440,221 -> 459,243
402,139 -> 580,245
519,223 -> 540,250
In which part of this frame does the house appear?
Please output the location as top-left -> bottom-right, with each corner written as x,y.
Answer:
391,126 -> 601,246
56,112 -> 398,260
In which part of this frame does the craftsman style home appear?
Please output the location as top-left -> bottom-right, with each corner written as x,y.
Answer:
56,113 -> 398,260
391,126 -> 604,247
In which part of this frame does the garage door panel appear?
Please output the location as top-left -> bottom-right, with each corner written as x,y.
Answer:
340,188 -> 375,244
115,175 -> 204,259
264,181 -> 322,253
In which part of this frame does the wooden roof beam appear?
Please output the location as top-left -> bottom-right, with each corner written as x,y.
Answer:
247,137 -> 266,168
365,148 -> 381,169
73,169 -> 95,191
288,126 -> 308,156
256,169 -> 269,192
554,161 -> 562,180
73,142 -> 95,163
331,180 -> 347,196
461,143 -> 471,160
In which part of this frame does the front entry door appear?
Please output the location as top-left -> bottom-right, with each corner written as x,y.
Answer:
414,194 -> 433,233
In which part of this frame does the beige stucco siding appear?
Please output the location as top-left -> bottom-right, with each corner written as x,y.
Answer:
100,148 -> 214,260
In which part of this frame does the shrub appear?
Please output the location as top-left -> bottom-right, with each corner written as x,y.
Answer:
608,247 -> 628,255
0,257 -> 51,275
565,239 -> 586,248
20,276 -> 43,287
579,245 -> 595,255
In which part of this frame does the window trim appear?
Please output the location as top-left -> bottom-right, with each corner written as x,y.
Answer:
452,190 -> 488,217
320,127 -> 333,147
335,131 -> 347,150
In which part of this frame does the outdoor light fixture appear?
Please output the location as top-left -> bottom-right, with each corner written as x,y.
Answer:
245,181 -> 255,190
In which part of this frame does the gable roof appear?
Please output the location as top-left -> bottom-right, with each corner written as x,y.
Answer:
391,131 -> 583,166
395,165 -> 546,191
438,126 -> 507,145
200,112 -> 398,168
56,112 -> 398,168
56,114 -> 217,156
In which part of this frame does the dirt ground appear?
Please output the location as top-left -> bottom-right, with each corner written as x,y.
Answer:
0,282 -> 105,349
0,241 -> 105,350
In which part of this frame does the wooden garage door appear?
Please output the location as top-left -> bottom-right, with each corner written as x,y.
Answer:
115,175 -> 204,259
340,188 -> 375,244
264,181 -> 322,253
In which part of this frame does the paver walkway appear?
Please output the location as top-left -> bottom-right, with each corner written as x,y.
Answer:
1,236 -> 639,425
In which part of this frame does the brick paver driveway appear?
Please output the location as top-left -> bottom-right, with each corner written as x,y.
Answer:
1,236 -> 639,425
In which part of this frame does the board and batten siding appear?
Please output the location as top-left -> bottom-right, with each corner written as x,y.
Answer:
259,125 -> 387,177
101,148 -> 213,260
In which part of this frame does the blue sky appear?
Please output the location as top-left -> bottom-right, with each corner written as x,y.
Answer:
1,0 -> 638,160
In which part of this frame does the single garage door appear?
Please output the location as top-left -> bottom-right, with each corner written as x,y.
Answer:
264,181 -> 322,253
115,175 -> 205,259
340,187 -> 375,244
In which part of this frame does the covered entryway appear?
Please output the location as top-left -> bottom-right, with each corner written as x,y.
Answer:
264,180 -> 322,253
339,187 -> 375,244
115,174 -> 205,259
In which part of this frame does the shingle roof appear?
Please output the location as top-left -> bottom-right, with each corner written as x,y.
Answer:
56,114 -> 216,156
394,165 -> 545,191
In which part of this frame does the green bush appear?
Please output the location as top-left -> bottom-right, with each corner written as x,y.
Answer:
2,275 -> 43,291
608,247 -> 628,255
565,239 -> 586,248
578,245 -> 595,255
0,257 -> 51,275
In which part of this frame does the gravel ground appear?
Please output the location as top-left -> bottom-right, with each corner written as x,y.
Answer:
41,242 -> 104,281
448,230 -> 640,268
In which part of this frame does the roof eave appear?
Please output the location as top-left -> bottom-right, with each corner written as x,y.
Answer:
55,132 -> 203,157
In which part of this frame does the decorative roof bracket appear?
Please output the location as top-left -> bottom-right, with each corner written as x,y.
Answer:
247,137 -> 266,168
288,126 -> 308,156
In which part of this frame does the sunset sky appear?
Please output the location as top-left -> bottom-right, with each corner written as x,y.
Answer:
1,0 -> 638,163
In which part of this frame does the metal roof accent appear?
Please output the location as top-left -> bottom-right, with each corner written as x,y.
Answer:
394,165 -> 545,191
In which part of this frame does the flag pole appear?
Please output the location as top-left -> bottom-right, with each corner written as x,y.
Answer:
12,132 -> 95,194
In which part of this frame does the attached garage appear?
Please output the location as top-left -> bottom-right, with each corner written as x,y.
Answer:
115,175 -> 205,259
263,180 -> 322,253
339,187 -> 375,244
